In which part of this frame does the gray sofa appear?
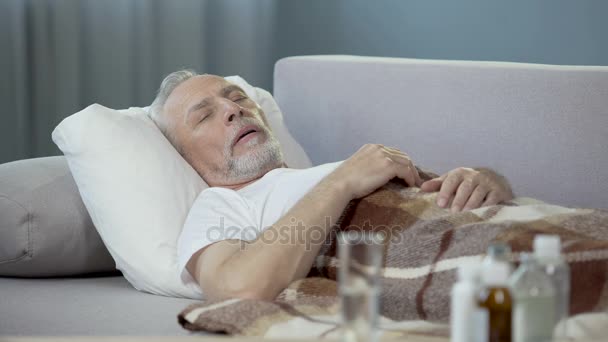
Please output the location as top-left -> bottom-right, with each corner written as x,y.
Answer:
1,55 -> 607,336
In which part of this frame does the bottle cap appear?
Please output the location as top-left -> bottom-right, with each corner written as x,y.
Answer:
457,260 -> 481,281
518,252 -> 533,263
487,243 -> 512,261
518,252 -> 542,269
534,235 -> 562,260
481,262 -> 510,286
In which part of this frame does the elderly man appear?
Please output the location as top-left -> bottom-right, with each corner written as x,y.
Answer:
150,70 -> 514,301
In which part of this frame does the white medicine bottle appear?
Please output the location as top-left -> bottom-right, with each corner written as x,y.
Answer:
450,261 -> 481,342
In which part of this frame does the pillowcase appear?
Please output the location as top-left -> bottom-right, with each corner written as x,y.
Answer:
0,156 -> 116,277
52,76 -> 311,298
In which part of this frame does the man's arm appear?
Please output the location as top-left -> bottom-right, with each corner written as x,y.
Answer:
187,144 -> 422,301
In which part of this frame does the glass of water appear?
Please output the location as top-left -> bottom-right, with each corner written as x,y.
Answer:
338,230 -> 385,342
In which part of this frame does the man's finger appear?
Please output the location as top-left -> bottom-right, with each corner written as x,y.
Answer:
437,173 -> 462,208
482,191 -> 501,207
408,164 -> 422,187
451,179 -> 477,212
394,163 -> 417,187
383,150 -> 421,187
463,186 -> 489,211
420,178 -> 442,192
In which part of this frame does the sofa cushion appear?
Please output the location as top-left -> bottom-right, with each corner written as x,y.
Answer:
0,156 -> 116,276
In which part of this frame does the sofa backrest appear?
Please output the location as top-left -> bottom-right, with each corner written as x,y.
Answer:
274,55 -> 608,208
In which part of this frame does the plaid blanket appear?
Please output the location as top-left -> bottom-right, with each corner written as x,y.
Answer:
178,178 -> 608,338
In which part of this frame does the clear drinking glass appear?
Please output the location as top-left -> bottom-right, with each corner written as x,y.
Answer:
338,230 -> 385,342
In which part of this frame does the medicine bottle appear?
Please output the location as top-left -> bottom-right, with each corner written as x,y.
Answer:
478,262 -> 513,342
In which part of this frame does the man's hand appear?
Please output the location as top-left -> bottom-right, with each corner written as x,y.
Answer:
420,167 -> 513,212
326,144 -> 423,200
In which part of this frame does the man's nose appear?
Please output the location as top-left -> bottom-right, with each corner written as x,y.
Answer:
222,100 -> 250,125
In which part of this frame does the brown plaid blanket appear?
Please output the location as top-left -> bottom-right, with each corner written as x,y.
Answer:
178,177 -> 608,338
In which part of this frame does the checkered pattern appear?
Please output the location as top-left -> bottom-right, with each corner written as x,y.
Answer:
179,175 -> 608,337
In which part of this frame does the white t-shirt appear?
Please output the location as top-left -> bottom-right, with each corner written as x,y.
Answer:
177,161 -> 343,288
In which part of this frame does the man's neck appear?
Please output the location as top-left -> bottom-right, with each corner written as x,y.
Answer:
223,177 -> 262,191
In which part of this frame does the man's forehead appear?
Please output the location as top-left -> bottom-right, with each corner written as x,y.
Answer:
178,74 -> 231,97
165,74 -> 238,112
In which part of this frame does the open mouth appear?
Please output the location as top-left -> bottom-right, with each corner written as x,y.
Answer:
234,125 -> 259,145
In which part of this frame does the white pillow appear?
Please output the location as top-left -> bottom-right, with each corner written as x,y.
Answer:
52,76 -> 312,298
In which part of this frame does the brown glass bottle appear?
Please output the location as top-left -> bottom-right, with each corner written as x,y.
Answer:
478,286 -> 513,342
477,263 -> 513,342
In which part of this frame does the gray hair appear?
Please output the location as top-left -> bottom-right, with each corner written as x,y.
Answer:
149,69 -> 200,147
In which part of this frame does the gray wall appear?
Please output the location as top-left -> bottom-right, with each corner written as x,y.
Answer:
1,0 -> 607,163
273,0 -> 608,69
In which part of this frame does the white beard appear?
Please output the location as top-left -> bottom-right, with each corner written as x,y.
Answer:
221,119 -> 284,184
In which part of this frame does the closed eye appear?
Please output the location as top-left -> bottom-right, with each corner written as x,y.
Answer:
230,91 -> 248,102
197,111 -> 212,124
